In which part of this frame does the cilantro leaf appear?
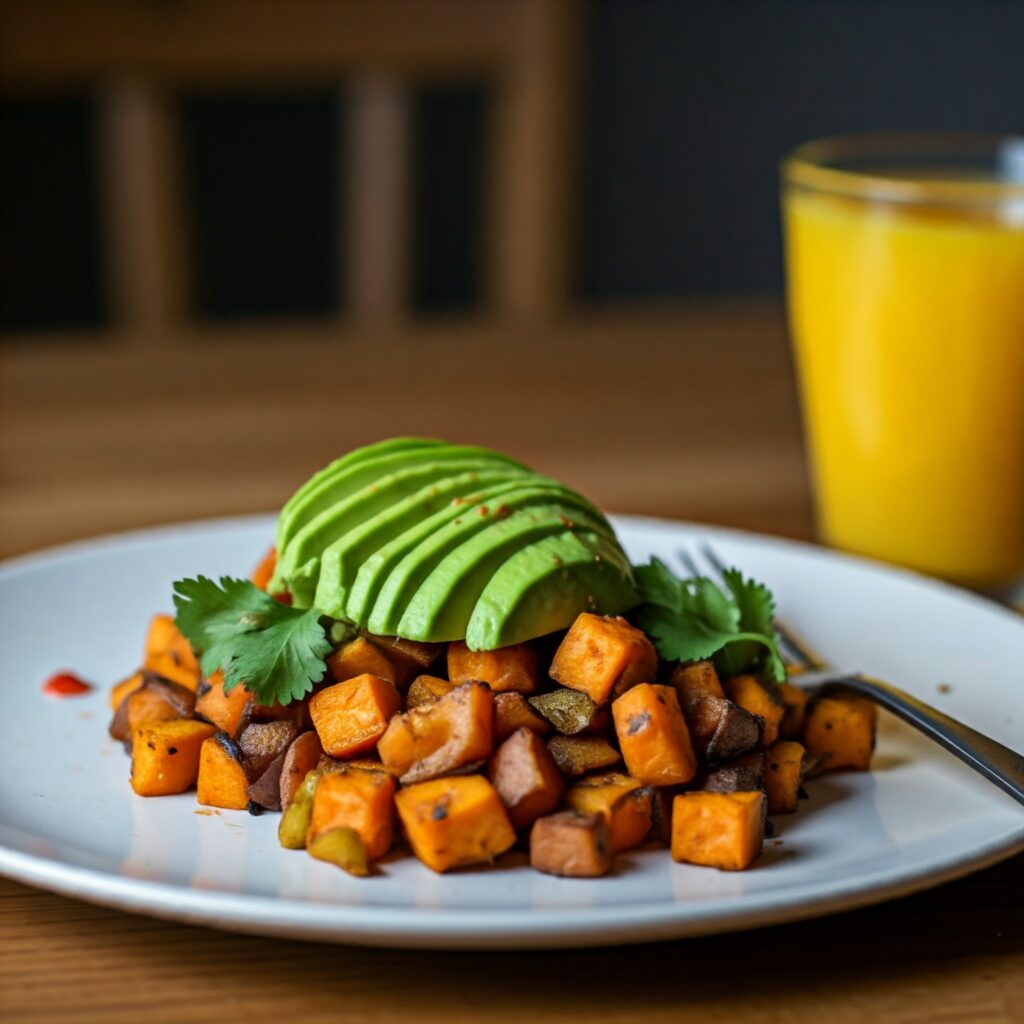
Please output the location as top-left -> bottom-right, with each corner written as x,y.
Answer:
630,557 -> 785,682
173,576 -> 331,705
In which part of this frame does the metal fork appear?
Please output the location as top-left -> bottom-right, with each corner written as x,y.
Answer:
678,541 -> 1024,807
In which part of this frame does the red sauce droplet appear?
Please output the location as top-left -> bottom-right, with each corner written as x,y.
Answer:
42,672 -> 93,698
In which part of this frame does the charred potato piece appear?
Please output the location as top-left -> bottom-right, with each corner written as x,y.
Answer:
546,736 -> 621,777
528,688 -> 605,736
494,692 -> 550,742
690,696 -> 764,764
238,720 -> 299,780
487,727 -> 565,829
530,811 -> 612,878
699,750 -> 765,794
279,731 -> 325,809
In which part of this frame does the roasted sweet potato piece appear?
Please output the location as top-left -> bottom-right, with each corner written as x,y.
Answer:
366,634 -> 442,671
530,811 -> 612,878
238,720 -> 298,780
308,768 -> 397,860
802,695 -> 877,772
405,674 -> 457,710
487,728 -> 565,829
566,773 -> 653,853
724,675 -> 785,746
308,827 -> 370,876
494,692 -> 550,742
687,695 -> 764,764
328,636 -> 409,689
777,681 -> 810,740
110,673 -> 195,743
377,682 -> 494,783
764,740 -> 806,813
671,791 -> 766,870
197,733 -> 250,810
549,613 -> 657,705
670,660 -> 726,708
143,614 -> 201,691
251,547 -> 277,590
130,719 -> 216,797
195,671 -> 253,738
279,731 -> 325,809
547,736 -> 620,777
309,673 -> 402,759
395,775 -> 516,873
447,640 -> 539,694
528,688 -> 605,736
612,683 -> 697,786
247,753 -> 288,811
648,786 -> 676,846
109,671 -> 145,711
700,750 -> 765,794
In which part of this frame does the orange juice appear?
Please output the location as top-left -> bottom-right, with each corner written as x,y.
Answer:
784,185 -> 1024,586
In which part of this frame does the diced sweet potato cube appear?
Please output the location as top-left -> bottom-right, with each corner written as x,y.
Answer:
802,695 -> 877,772
309,673 -> 402,759
447,640 -> 539,694
365,634 -> 441,669
308,768 -> 397,860
195,671 -> 253,738
197,733 -> 250,810
669,660 -> 725,709
142,614 -> 201,691
671,791 -> 766,870
530,811 -> 612,877
700,750 -> 765,793
547,735 -> 620,777
494,692 -> 550,742
487,727 -> 565,829
549,613 -> 657,705
238,720 -> 298,780
529,688 -> 605,736
612,682 -> 697,786
764,740 -> 806,813
328,635 -> 408,689
251,547 -> 277,590
777,681 -> 809,740
566,773 -> 653,853
395,775 -> 516,872
377,682 -> 494,783
109,671 -> 145,711
279,731 -> 325,809
130,719 -> 216,796
405,674 -> 457,710
723,675 -> 785,746
110,673 -> 196,743
687,694 -> 764,763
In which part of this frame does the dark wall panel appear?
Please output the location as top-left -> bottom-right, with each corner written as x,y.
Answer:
579,0 -> 1024,299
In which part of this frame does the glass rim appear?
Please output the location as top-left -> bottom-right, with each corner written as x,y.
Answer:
781,131 -> 1024,205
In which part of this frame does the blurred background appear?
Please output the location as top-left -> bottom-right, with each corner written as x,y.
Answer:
2,0 -> 1023,558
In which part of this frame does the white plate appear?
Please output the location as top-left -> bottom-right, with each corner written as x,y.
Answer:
1,514 -> 1022,949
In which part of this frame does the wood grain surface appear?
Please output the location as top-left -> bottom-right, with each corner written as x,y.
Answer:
1,305 -> 1021,1024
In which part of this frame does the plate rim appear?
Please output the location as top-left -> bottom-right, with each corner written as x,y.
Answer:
2,512 -> 1022,949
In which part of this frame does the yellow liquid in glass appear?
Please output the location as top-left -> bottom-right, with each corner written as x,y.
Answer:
784,190 -> 1024,586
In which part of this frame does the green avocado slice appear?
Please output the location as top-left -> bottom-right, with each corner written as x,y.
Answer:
275,437 -> 445,552
342,478 -> 540,625
364,485 -> 613,635
465,530 -> 638,650
277,454 -> 528,607
313,467 -> 533,618
390,503 -> 615,642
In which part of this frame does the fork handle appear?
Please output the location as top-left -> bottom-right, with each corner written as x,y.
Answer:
820,675 -> 1024,808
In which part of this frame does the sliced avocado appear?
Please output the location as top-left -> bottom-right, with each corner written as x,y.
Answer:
274,437 -> 444,552
365,485 -> 613,635
278,455 -> 528,607
313,467 -> 532,618
465,530 -> 638,650
342,478 -> 535,624
273,442 -> 519,582
390,503 -> 615,642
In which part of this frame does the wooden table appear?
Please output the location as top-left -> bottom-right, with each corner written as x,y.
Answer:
1,305 -> 1021,1023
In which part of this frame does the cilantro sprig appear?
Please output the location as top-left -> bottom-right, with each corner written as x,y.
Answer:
629,558 -> 785,682
173,576 -> 332,705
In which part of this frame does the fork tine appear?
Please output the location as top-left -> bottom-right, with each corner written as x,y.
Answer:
676,547 -> 702,578
696,541 -> 823,671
